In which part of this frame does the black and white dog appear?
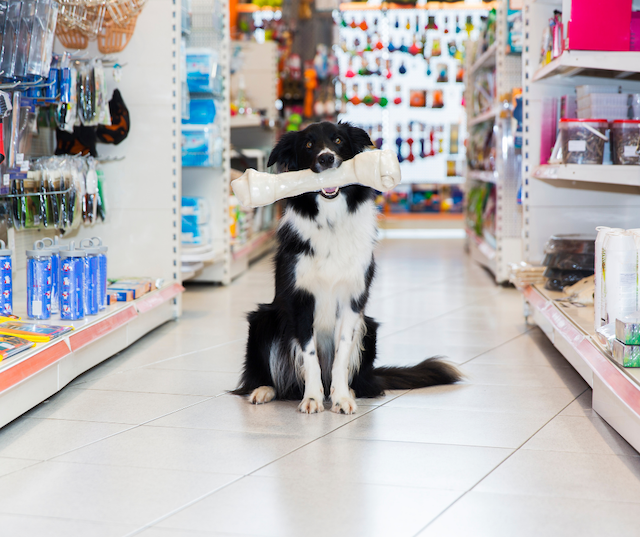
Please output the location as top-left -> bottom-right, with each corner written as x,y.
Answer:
233,121 -> 460,414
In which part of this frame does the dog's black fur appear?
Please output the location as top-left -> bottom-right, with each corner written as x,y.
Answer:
233,122 -> 461,409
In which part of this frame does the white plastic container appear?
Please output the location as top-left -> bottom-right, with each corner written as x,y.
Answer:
576,85 -> 621,100
594,227 -> 624,331
577,94 -> 631,108
602,231 -> 639,326
577,106 -> 629,120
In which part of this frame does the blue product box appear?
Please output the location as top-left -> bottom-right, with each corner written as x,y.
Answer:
186,48 -> 217,94
182,98 -> 216,125
182,126 -> 214,167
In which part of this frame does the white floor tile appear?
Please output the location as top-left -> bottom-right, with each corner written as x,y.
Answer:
418,492 -> 640,537
0,460 -> 239,526
0,513 -> 136,537
157,475 -> 461,537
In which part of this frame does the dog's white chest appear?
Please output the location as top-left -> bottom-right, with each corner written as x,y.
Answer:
286,196 -> 377,327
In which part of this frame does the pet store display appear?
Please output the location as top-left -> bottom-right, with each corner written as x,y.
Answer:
335,6 -> 486,185
182,49 -> 224,167
541,234 -> 595,292
231,149 -> 401,208
23,236 -> 109,320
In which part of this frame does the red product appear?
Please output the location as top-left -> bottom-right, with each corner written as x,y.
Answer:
567,0 -> 632,51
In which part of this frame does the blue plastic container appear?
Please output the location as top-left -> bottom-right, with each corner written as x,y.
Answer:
42,237 -> 62,314
60,242 -> 86,320
0,240 -> 12,315
80,238 -> 100,315
26,240 -> 53,320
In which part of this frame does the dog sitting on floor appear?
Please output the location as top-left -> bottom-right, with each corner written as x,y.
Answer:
233,121 -> 461,414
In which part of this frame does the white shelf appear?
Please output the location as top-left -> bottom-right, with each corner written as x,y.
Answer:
533,164 -> 640,188
403,175 -> 466,185
468,169 -> 497,183
466,229 -> 496,274
533,50 -> 640,82
230,115 -> 262,128
468,106 -> 499,126
469,42 -> 497,75
181,244 -> 224,263
521,284 -> 640,455
0,284 -> 183,428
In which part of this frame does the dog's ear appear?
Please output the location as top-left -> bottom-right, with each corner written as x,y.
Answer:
338,121 -> 374,153
267,131 -> 299,172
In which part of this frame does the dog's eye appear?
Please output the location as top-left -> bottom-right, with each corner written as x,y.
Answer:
306,141 -> 313,149
335,137 -> 341,144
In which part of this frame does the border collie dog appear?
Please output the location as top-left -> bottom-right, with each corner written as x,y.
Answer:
233,121 -> 460,414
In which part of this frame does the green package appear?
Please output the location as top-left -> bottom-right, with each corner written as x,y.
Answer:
615,313 -> 640,346
612,339 -> 640,368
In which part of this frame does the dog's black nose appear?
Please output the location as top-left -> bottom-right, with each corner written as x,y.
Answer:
317,154 -> 335,168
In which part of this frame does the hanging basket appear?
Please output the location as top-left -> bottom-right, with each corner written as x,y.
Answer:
56,25 -> 90,49
107,0 -> 147,26
97,13 -> 138,53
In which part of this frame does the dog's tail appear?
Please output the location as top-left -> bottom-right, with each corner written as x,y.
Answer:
373,357 -> 462,390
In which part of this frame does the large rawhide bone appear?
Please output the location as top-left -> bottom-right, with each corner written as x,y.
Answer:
231,149 -> 401,208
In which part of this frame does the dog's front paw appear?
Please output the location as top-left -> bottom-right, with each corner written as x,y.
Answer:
331,395 -> 357,415
299,396 -> 325,414
249,386 -> 276,404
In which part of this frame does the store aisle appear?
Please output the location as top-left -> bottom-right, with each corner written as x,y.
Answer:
0,239 -> 639,537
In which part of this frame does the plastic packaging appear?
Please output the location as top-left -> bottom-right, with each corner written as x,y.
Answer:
543,267 -> 593,291
0,2 -> 22,79
610,120 -> 640,165
182,125 -> 216,167
602,231 -> 638,326
542,252 -> 593,271
576,85 -> 621,100
0,240 -> 12,315
544,234 -> 596,254
91,237 -> 108,310
14,0 -> 36,78
80,238 -> 100,315
577,106 -> 629,121
560,119 -> 608,165
231,149 -> 402,208
41,236 -> 61,314
26,240 -> 52,320
60,242 -> 85,320
613,339 -> 640,368
616,313 -> 640,345
595,227 -> 624,331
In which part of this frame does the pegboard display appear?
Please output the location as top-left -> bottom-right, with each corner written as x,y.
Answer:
334,6 -> 486,184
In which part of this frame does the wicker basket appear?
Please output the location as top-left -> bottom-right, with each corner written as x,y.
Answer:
97,13 -> 138,53
107,0 -> 147,26
56,25 -> 90,49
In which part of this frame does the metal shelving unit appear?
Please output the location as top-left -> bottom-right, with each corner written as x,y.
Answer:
182,0 -> 232,284
1,0 -> 184,424
519,0 -> 640,457
521,0 -> 640,264
464,0 -> 522,284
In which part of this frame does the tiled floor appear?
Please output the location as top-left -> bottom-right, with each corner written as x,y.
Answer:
1,238 -> 639,537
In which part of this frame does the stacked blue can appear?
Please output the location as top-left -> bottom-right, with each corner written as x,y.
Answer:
0,240 -> 12,315
25,237 -> 109,321
26,241 -> 53,320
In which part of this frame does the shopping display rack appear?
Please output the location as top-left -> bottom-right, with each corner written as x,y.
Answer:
464,0 -> 522,284
0,0 -> 184,425
519,0 -> 640,454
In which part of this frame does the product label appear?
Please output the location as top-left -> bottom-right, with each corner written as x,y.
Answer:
624,145 -> 638,157
15,154 -> 24,165
568,140 -> 586,152
2,175 -> 8,187
31,300 -> 42,317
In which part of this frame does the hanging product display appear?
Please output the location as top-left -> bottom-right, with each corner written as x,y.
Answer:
335,6 -> 485,187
